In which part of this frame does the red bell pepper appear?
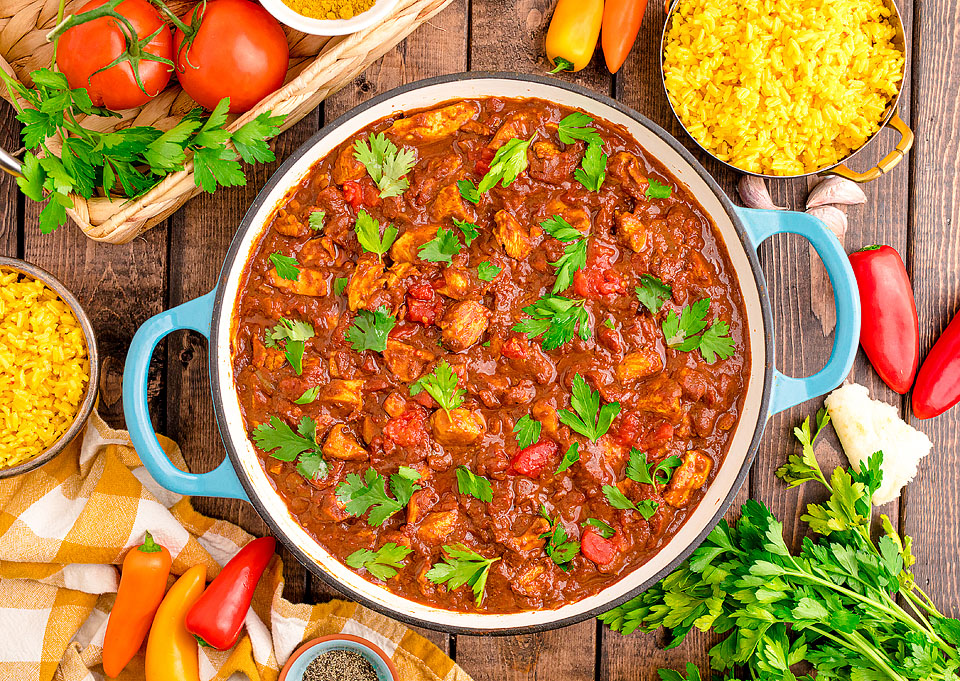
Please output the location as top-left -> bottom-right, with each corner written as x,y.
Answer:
848,245 -> 919,394
581,527 -> 617,565
509,439 -> 558,477
185,536 -> 275,650
913,309 -> 960,419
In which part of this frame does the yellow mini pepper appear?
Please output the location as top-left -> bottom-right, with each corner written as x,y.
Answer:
546,0 -> 605,73
145,564 -> 206,681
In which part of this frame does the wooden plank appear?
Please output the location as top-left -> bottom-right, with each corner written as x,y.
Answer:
164,112 -> 322,603
904,0 -> 960,616
0,106 -> 20,255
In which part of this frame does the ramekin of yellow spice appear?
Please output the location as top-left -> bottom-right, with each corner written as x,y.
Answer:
260,0 -> 397,35
0,257 -> 99,478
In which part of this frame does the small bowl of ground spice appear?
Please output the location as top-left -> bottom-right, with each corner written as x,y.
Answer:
279,634 -> 399,681
260,0 -> 397,36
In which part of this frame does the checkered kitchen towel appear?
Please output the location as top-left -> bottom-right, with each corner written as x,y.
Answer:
0,412 -> 472,681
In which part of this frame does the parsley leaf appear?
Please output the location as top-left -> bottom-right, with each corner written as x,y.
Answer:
354,210 -> 398,260
456,466 -> 493,502
558,374 -> 621,442
602,485 -> 659,519
478,136 -> 534,193
346,543 -> 413,581
646,178 -> 672,199
269,252 -> 300,281
264,318 -> 314,375
555,442 -> 580,475
346,305 -> 396,353
353,133 -> 417,198
513,415 -> 541,450
294,386 -> 319,404
513,295 -> 590,350
477,261 -> 501,281
541,215 -> 588,294
336,467 -> 422,526
231,111 -> 285,164
418,226 -> 462,264
603,318 -> 615,329
309,210 -> 325,231
426,545 -> 500,607
409,360 -> 465,415
574,142 -> 607,192
661,298 -> 735,363
252,416 -> 328,481
625,449 -> 682,486
557,112 -> 604,146
539,505 -> 581,569
584,517 -> 615,538
698,320 -> 736,363
635,275 -> 672,314
334,277 -> 349,296
454,218 -> 480,246
458,179 -> 480,205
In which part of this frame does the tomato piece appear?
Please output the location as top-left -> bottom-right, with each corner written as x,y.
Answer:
581,527 -> 618,565
174,0 -> 289,114
383,407 -> 428,447
573,267 -> 626,299
913,309 -> 960,419
342,181 -> 364,212
57,0 -> 173,110
501,335 -> 528,360
509,439 -> 559,477
475,147 -> 496,176
407,297 -> 444,325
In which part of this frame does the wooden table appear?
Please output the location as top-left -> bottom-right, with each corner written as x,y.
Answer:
2,0 -> 957,676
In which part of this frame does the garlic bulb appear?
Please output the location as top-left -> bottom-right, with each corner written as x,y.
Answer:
806,205 -> 848,239
806,176 -> 867,209
737,175 -> 785,210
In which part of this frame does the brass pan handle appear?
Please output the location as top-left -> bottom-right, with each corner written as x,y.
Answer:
827,114 -> 914,183
0,147 -> 22,179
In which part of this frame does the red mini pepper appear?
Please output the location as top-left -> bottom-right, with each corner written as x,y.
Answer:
848,245 -> 919,394
913,309 -> 960,419
185,536 -> 275,650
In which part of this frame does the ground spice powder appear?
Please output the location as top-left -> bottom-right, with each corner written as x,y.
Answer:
302,649 -> 379,681
281,0 -> 375,20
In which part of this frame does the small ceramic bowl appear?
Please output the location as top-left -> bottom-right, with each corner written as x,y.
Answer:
259,0 -> 399,36
0,257 -> 100,479
279,634 -> 399,681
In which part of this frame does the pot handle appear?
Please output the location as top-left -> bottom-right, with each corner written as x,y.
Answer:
827,114 -> 914,183
736,207 -> 861,416
122,291 -> 249,500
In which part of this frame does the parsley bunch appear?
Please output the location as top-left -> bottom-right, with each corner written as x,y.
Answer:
2,68 -> 285,234
601,411 -> 960,681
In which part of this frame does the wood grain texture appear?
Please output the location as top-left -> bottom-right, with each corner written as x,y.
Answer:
904,0 -> 960,615
0,105 -> 20,255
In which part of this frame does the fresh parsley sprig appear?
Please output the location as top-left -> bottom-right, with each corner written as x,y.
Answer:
583,517 -> 615,539
574,142 -> 607,193
269,252 -> 300,281
540,215 -> 588,294
555,443 -> 580,475
513,414 -> 541,450
458,179 -> 480,205
456,466 -> 493,502
646,178 -> 672,199
557,112 -> 603,146
513,295 -> 590,350
477,261 -> 501,281
409,360 -> 465,415
336,466 -> 422,527
426,545 -> 500,607
635,274 -> 671,314
353,133 -> 417,198
264,318 -> 314,375
602,485 -> 659,520
539,505 -> 581,569
354,210 -> 398,260
626,449 -> 682,487
251,416 -> 328,481
478,136 -> 534,193
418,226 -> 462,264
662,298 -> 735,363
346,543 -> 412,581
454,219 -> 480,246
558,374 -> 620,442
346,306 -> 395,353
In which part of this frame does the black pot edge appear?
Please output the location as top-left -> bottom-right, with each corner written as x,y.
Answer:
208,71 -> 775,636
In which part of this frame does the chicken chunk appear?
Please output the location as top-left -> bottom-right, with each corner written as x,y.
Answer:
439,300 -> 490,351
390,224 -> 440,263
529,141 -> 581,185
489,111 -> 536,149
332,140 -> 367,184
252,337 -> 286,371
429,183 -> 473,222
494,210 -> 543,261
435,267 -> 473,300
511,562 -> 549,598
616,348 -> 664,382
316,379 -> 364,415
501,516 -> 549,555
664,450 -> 713,508
323,424 -> 368,461
299,237 -> 339,267
633,377 -> 684,423
346,257 -> 385,310
383,339 -> 435,382
616,211 -> 647,253
608,151 -> 649,200
406,488 -> 439,526
268,268 -> 329,297
531,399 -> 559,439
386,102 -> 480,143
272,210 -> 310,238
545,197 -> 590,234
416,509 -> 459,544
431,408 -> 486,446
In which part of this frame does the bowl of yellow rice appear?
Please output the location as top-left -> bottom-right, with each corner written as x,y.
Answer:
661,0 -> 912,180
0,257 -> 99,477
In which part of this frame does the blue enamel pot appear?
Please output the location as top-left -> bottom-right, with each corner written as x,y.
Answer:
122,73 -> 860,635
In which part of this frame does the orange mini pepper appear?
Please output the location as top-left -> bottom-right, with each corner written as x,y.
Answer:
102,531 -> 171,677
545,0 -> 605,73
601,0 -> 648,73
145,564 -> 206,681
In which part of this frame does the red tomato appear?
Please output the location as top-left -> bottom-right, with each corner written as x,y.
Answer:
406,283 -> 444,325
57,0 -> 173,110
384,407 -> 428,447
913,309 -> 960,419
475,147 -> 496,176
509,439 -> 558,477
581,527 -> 617,565
174,0 -> 289,113
501,336 -> 528,360
342,181 -> 365,212
573,266 -> 626,298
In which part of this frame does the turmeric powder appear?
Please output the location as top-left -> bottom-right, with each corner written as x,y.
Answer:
282,0 -> 375,20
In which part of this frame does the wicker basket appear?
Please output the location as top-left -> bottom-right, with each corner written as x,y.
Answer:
0,0 -> 453,244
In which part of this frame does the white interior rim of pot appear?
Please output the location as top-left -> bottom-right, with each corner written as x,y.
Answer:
209,73 -> 774,634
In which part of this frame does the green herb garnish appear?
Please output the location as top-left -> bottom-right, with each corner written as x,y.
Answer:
418,226 -> 462,264
354,209 -> 398,260
539,505 -> 581,569
294,386 -> 320,404
478,136 -> 534,193
540,215 -> 588,294
264,318 -> 314,375
513,295 -> 590,350
308,210 -> 325,231
346,543 -> 413,581
426,545 -> 500,607
353,132 -> 417,198
602,485 -> 659,519
336,466 -> 422,526
646,178 -> 672,199
269,252 -> 300,281
251,416 -> 328,481
477,261 -> 501,281
662,298 -> 735,363
558,374 -> 620,442
454,218 -> 480,246
583,517 -> 615,539
557,112 -> 603,146
635,274 -> 672,314
513,414 -> 541,450
574,142 -> 607,192
458,179 -> 480,205
625,449 -> 682,486
334,277 -> 349,296
346,305 -> 395,353
409,360 -> 465,415
555,442 -> 580,475
456,466 -> 493,502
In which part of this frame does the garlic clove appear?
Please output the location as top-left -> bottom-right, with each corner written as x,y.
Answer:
806,205 -> 848,240
806,176 -> 867,209
737,175 -> 785,210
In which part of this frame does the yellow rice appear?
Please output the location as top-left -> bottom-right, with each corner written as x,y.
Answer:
0,269 -> 89,467
663,0 -> 905,175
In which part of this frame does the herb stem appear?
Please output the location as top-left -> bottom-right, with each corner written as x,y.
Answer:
807,625 -> 907,681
